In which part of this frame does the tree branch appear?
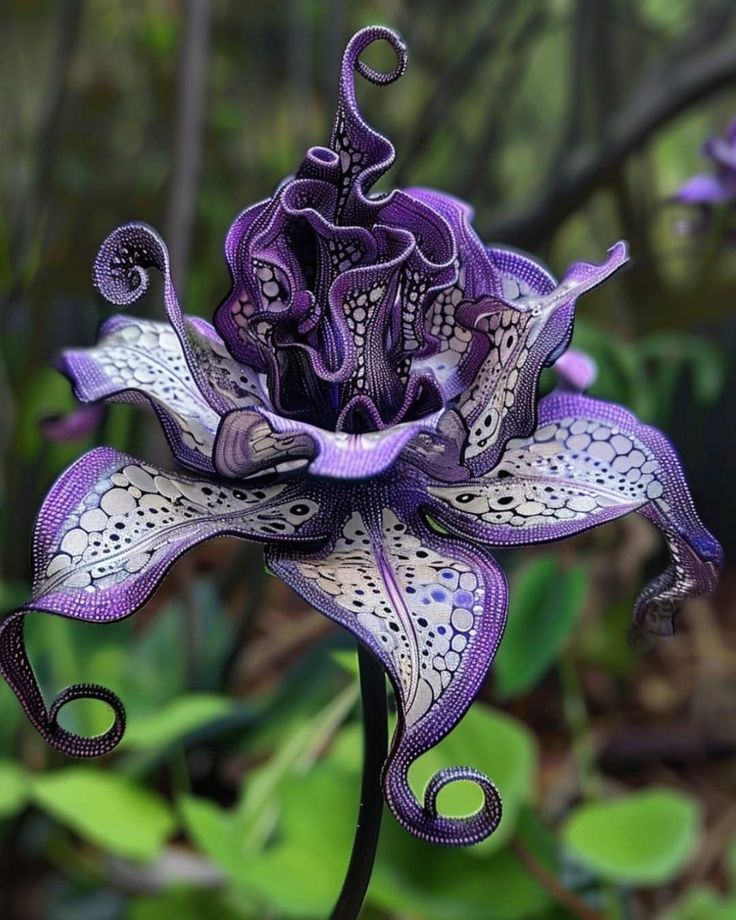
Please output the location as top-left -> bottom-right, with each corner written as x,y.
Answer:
483,34 -> 736,248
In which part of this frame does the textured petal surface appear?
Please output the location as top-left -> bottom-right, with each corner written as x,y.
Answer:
60,317 -> 221,472
426,392 -> 722,635
455,242 -> 628,476
0,448 -> 329,757
214,407 -> 444,480
408,188 -> 503,395
268,480 -> 507,845
60,316 -> 268,473
93,222 -> 235,414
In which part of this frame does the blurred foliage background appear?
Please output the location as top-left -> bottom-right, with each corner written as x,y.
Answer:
1,1 -> 735,918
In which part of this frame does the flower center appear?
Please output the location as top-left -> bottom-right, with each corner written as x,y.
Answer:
215,27 -> 457,433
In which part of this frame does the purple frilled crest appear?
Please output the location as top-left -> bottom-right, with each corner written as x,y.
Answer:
0,27 -> 722,846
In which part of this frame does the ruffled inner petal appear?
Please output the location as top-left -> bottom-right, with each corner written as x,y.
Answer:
454,242 -> 628,477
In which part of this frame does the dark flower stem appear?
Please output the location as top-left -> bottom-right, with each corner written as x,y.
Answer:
330,644 -> 388,920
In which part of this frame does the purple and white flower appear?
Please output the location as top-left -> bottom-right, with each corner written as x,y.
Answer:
0,27 -> 721,847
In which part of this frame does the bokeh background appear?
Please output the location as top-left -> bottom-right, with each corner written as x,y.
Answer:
1,1 -> 735,918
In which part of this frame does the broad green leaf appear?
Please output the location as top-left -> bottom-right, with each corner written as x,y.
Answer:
725,830 -> 736,882
130,887 -> 256,920
31,768 -> 175,861
330,648 -> 359,678
179,795 -> 247,879
561,788 -> 701,885
371,817 -> 551,920
0,759 -> 30,818
661,886 -> 736,920
120,694 -> 234,751
235,681 -> 358,848
234,763 -> 357,917
495,557 -> 589,698
408,704 -> 536,855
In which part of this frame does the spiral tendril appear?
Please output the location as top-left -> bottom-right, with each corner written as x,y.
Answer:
0,610 -> 126,759
93,222 -> 170,307
383,745 -> 502,847
348,26 -> 408,87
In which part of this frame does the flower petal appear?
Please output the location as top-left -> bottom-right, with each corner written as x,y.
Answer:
93,223 -> 234,414
60,317 -> 221,472
486,245 -> 557,300
59,315 -> 268,473
40,404 -> 106,442
268,485 -> 507,845
426,392 -> 722,636
214,407 -> 444,480
673,173 -> 733,205
330,26 -> 407,222
455,242 -> 628,477
0,448 -> 329,757
408,188 -> 503,395
553,348 -> 598,392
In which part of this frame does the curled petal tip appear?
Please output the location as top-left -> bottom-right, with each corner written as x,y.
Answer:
0,610 -> 126,758
343,26 -> 408,91
47,682 -> 127,758
384,758 -> 503,847
93,222 -> 169,307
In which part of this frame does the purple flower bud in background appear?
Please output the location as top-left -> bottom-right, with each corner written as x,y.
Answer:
673,117 -> 736,236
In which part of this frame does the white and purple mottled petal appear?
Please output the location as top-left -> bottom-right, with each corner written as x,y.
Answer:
0,447 -> 330,758
59,314 -> 269,474
93,223 -> 233,415
454,242 -> 628,477
425,392 -> 722,636
408,187 -> 503,396
267,484 -> 507,845
59,316 -> 222,473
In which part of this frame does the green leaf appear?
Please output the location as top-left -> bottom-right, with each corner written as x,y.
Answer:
120,694 -> 234,751
235,763 -> 357,917
372,819 -> 552,920
408,704 -> 536,855
0,760 -> 30,818
329,649 -> 359,678
495,556 -> 589,698
179,795 -> 247,880
129,887 -> 256,920
661,886 -> 736,920
235,681 -> 358,849
31,767 -> 175,861
561,788 -> 701,885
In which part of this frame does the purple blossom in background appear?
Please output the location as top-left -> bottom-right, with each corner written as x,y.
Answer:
673,117 -> 736,235
0,27 -> 722,847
